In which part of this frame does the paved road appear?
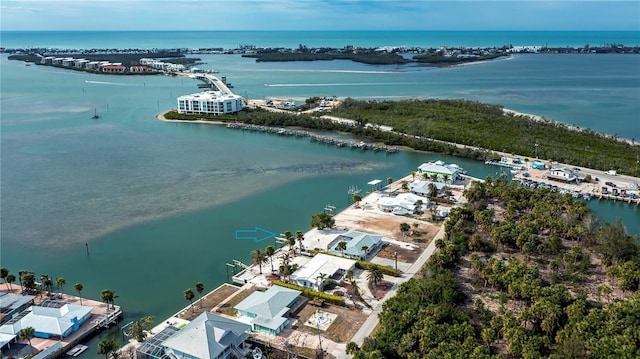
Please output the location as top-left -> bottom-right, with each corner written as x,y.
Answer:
349,224 -> 444,347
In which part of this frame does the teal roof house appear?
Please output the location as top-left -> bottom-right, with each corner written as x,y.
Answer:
234,285 -> 301,335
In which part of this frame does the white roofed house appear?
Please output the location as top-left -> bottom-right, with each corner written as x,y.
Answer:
410,180 -> 446,197
161,312 -> 250,359
546,167 -> 578,183
290,254 -> 355,291
417,160 -> 462,183
327,231 -> 383,260
376,192 -> 427,215
0,300 -> 92,340
233,285 -> 301,335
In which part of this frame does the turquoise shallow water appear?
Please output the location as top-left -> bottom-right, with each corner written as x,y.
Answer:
1,30 -> 639,356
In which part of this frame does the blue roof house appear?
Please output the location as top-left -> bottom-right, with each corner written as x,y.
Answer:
234,285 -> 301,335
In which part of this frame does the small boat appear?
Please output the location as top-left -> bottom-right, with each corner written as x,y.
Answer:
66,344 -> 89,357
91,108 -> 100,119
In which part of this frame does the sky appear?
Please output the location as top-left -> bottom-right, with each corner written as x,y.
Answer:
1,0 -> 639,31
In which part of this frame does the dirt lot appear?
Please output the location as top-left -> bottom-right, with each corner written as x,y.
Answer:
293,303 -> 368,343
368,280 -> 394,300
216,285 -> 259,316
377,242 -> 422,263
178,284 -> 239,320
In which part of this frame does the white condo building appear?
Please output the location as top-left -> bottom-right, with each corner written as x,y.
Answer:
177,91 -> 243,115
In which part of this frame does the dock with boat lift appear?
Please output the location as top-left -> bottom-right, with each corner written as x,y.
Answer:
513,168 -> 640,205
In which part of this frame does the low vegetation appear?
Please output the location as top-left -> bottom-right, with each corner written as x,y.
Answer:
273,280 -> 345,306
351,177 -> 639,358
330,98 -> 640,174
242,52 -> 411,65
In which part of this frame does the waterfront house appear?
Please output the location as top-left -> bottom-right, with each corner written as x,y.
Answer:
290,254 -> 355,291
161,312 -> 250,359
0,292 -> 35,324
546,167 -> 578,183
377,192 -> 428,214
0,300 -> 92,339
102,65 -> 126,73
417,160 -> 462,183
41,56 -> 55,64
130,65 -> 154,73
327,231 -> 383,260
177,91 -> 243,115
410,180 -> 446,197
234,285 -> 301,335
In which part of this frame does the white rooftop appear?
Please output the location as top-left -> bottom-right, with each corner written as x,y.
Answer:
0,303 -> 92,337
290,253 -> 355,284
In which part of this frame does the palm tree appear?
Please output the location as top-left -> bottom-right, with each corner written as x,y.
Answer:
367,268 -> 384,287
74,283 -> 84,305
430,173 -> 439,182
184,288 -> 195,313
296,230 -> 305,253
401,182 -> 409,192
195,282 -> 204,308
360,245 -> 369,260
284,231 -> 296,254
251,249 -> 268,274
337,241 -> 347,257
97,337 -> 117,359
352,194 -> 362,208
21,273 -> 36,295
41,274 -> 53,296
56,277 -> 66,293
19,327 -> 36,354
101,289 -> 114,309
410,171 -> 416,181
279,252 -> 292,282
387,177 -> 393,185
265,245 -> 276,273
316,273 -> 327,291
0,268 -> 8,288
428,183 -> 438,198
6,274 -> 16,292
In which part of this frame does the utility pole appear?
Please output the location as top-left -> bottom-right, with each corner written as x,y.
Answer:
394,251 -> 398,271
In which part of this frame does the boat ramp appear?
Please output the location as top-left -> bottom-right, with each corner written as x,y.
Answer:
226,123 -> 399,153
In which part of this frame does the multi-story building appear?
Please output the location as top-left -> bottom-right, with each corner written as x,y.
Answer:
177,91 -> 243,115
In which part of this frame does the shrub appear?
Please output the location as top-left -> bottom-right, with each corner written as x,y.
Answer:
272,281 -> 345,306
355,261 -> 402,277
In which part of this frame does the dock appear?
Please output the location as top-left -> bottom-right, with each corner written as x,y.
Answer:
226,123 -> 399,154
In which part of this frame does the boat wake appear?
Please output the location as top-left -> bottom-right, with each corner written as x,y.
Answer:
84,80 -> 139,86
265,82 -> 416,87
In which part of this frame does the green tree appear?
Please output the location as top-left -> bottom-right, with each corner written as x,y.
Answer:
428,183 -> 439,198
74,282 -> 84,305
316,272 -> 327,291
337,241 -> 348,257
129,321 -> 147,342
284,231 -> 296,253
97,337 -> 118,359
296,230 -> 305,253
56,277 -> 66,293
6,274 -> 16,292
195,282 -> 204,308
101,289 -> 115,309
401,182 -> 409,192
265,245 -> 276,272
184,288 -> 195,313
21,272 -> 36,295
251,249 -> 268,274
352,194 -> 363,207
311,212 -> 335,230
0,268 -> 8,290
18,327 -> 35,354
387,177 -> 393,185
346,341 -> 360,355
367,267 -> 384,287
400,222 -> 410,239
40,274 -> 53,295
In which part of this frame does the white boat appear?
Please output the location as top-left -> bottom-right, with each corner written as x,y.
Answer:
66,344 -> 89,357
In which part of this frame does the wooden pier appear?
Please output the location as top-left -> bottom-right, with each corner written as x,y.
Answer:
226,123 -> 399,154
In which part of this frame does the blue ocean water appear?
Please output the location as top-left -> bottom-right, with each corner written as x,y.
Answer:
1,31 -> 639,356
2,30 -> 639,49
